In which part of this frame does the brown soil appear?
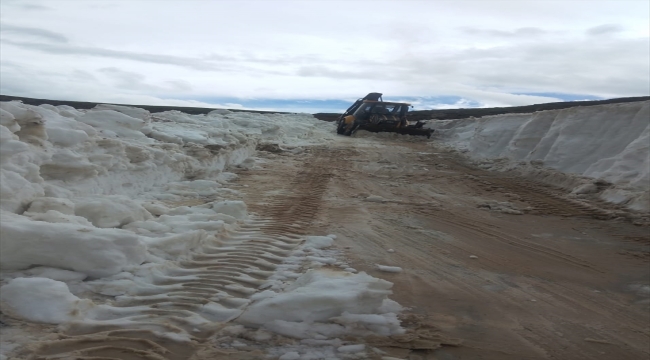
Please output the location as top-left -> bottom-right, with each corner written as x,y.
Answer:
237,136 -> 650,360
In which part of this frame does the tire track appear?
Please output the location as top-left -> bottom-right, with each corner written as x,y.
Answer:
24,220 -> 303,360
475,178 -> 614,219
409,205 -> 602,273
21,149 -> 339,360
417,152 -> 624,220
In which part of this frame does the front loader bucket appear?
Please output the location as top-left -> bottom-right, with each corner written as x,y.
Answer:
358,124 -> 434,139
394,127 -> 434,138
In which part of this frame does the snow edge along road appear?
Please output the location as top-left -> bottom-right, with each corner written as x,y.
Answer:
0,101 -> 402,359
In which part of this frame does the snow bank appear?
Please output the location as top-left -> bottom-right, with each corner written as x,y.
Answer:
0,213 -> 146,278
0,101 -> 332,277
0,101 -> 332,214
238,269 -> 404,339
433,101 -> 650,210
0,277 -> 95,324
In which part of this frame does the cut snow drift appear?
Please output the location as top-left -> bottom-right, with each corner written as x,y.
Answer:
432,101 -> 650,211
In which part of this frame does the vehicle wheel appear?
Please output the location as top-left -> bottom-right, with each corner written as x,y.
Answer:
345,123 -> 359,136
336,122 -> 347,135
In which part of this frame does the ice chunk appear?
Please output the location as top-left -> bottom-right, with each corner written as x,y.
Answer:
365,195 -> 387,202
0,215 -> 146,278
77,110 -> 147,140
0,277 -> 95,324
122,220 -> 172,233
210,200 -> 248,219
306,256 -> 336,264
376,265 -> 403,273
73,196 -> 153,228
0,102 -> 43,127
23,266 -> 88,282
237,269 -> 403,338
40,113 -> 90,146
0,126 -> 30,161
27,197 -> 75,215
338,344 -> 365,353
0,108 -> 20,133
39,149 -> 99,181
25,210 -> 94,226
140,201 -> 169,216
304,236 -> 334,250
142,230 -> 208,259
0,169 -> 45,213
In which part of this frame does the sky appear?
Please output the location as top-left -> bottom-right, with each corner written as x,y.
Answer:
1,0 -> 649,113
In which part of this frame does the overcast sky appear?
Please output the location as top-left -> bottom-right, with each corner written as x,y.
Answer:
1,0 -> 648,112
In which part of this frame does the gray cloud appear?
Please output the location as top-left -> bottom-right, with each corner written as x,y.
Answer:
461,27 -> 547,38
392,37 -> 649,99
0,66 -> 227,109
165,80 -> 193,92
98,67 -> 148,88
97,67 -> 196,94
0,38 -> 304,76
586,24 -> 624,36
1,0 -> 647,108
18,3 -> 51,10
296,65 -> 380,80
1,39 -> 222,71
0,24 -> 68,43
70,70 -> 99,82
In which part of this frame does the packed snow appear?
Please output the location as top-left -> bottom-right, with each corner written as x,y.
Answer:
0,277 -> 95,324
376,265 -> 403,273
431,101 -> 650,211
0,100 -> 403,359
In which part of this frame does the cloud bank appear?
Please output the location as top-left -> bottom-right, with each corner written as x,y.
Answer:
1,0 -> 648,111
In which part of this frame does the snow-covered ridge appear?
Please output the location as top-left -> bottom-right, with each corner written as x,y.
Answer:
432,101 -> 650,211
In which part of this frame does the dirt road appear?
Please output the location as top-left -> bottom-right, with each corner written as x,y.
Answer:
11,134 -> 647,360
238,135 -> 650,360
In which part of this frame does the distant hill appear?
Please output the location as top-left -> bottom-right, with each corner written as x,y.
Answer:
313,96 -> 650,122
0,95 -> 288,116
2,94 -> 648,121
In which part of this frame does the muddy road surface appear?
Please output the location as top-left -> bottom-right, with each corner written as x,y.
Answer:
238,135 -> 650,360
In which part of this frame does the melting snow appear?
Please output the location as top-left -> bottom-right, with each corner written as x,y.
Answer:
431,101 -> 650,210
0,100 -> 403,358
376,265 -> 403,273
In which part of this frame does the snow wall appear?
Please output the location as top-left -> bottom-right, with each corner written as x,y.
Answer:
0,99 -> 333,279
0,102 -> 330,214
431,101 -> 650,211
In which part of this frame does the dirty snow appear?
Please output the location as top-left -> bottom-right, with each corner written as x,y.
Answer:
431,101 -> 650,211
0,100 -> 403,359
376,265 -> 403,273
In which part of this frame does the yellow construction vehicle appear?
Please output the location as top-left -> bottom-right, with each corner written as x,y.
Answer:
336,93 -> 433,138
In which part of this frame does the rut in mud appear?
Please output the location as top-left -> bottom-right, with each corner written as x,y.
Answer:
240,139 -> 649,360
